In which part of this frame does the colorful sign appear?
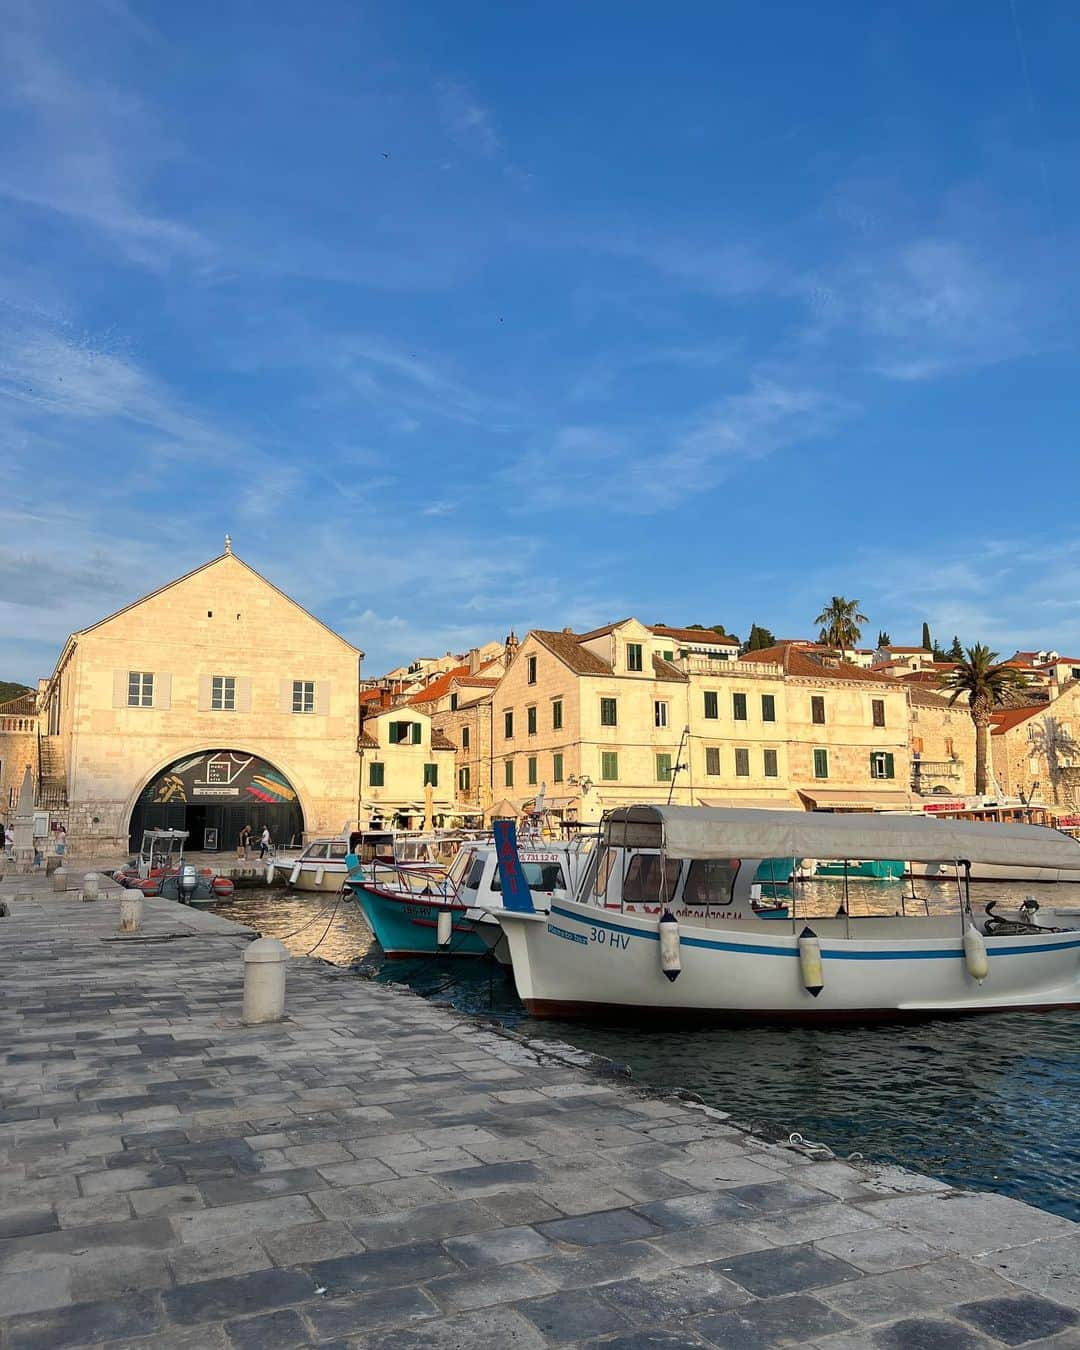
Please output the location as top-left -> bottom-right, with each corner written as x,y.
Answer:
493,820 -> 536,913
143,751 -> 297,806
921,801 -> 967,813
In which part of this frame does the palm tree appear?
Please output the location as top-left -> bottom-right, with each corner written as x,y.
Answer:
814,597 -> 869,657
944,644 -> 1030,796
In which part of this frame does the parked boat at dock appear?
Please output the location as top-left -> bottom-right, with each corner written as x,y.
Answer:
491,806 -> 1080,1022
898,798 -> 1080,883
111,828 -> 235,906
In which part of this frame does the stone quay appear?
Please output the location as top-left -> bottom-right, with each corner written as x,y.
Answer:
1,880 -> 1078,1349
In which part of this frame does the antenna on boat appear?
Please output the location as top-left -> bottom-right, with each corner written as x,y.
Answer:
667,726 -> 690,805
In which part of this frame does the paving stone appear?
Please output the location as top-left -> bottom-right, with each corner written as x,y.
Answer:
580,1334 -> 712,1349
693,1292 -> 857,1348
598,1265 -> 751,1322
69,1250 -> 174,1302
478,1190 -> 565,1226
535,1206 -> 664,1247
443,1222 -> 555,1268
1,1290 -> 164,1349
348,1303 -> 550,1349
311,1175 -> 449,1221
167,1233 -> 275,1284
260,1219 -> 365,1265
426,1260 -> 558,1312
954,1293 -> 1078,1345
650,1221 -> 776,1266
0,1216 -> 177,1275
171,1193 -> 318,1244
520,1285 -> 632,1341
163,1266 -> 317,1324
129,1182 -> 206,1217
307,1241 -> 460,1295
637,1189 -> 754,1231
718,1243 -> 862,1297
348,1199 -> 497,1250
78,1164 -> 183,1195
870,1317 -> 995,1349
748,1200 -> 882,1246
222,1307 -> 312,1348
304,1284 -> 440,1338
0,1209 -> 58,1239
973,1234 -> 1080,1312
815,1226 -> 944,1274
0,1266 -> 71,1317
531,1239 -> 676,1291
859,1193 -> 1075,1257
821,1257 -> 1020,1325
438,1160 -> 546,1195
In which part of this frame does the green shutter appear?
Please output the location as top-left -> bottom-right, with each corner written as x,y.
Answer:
369,762 -> 384,787
553,753 -> 563,782
885,752 -> 894,779
423,764 -> 438,787
528,756 -> 537,785
601,752 -> 618,780
411,722 -> 421,744
505,760 -> 514,787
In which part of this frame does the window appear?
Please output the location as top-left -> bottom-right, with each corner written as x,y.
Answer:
504,710 -> 514,739
553,752 -> 564,782
490,861 -> 566,893
705,746 -> 721,775
504,759 -> 514,787
1073,667 -> 1080,681
627,642 -> 644,672
912,736 -> 923,755
683,859 -> 739,905
526,654 -> 537,685
945,737 -> 954,757
527,756 -> 538,785
601,751 -> 619,780
211,675 -> 236,711
656,753 -> 673,782
527,705 -> 537,735
623,854 -> 680,904
654,700 -> 669,728
389,721 -> 421,745
128,672 -> 153,707
872,699 -> 886,728
600,697 -> 618,727
811,696 -> 826,725
704,690 -> 719,720
292,680 -> 315,714
732,692 -> 747,721
423,763 -> 438,787
734,748 -> 750,777
458,766 -> 470,792
870,752 -> 895,780
761,694 -> 776,722
368,761 -> 385,787
462,725 -> 470,749
450,693 -> 458,712
763,748 -> 778,777
813,748 -> 829,779
552,699 -> 563,730
662,649 -> 674,662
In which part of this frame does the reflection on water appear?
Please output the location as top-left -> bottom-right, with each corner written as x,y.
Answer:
212,879 -> 1080,1220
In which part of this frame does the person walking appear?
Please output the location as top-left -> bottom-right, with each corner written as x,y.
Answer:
56,824 -> 66,856
238,823 -> 251,860
259,825 -> 271,859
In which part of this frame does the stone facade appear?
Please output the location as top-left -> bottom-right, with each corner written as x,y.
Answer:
991,683 -> 1080,807
38,551 -> 362,857
908,688 -> 975,797
0,693 -> 39,821
358,706 -> 458,826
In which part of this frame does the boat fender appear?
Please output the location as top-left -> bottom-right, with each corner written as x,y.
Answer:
289,862 -> 302,885
315,867 -> 325,887
963,924 -> 989,982
659,909 -> 681,983
798,927 -> 824,997
436,908 -> 453,947
266,863 -> 275,885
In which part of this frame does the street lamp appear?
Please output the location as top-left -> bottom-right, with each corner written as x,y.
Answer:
568,773 -> 593,795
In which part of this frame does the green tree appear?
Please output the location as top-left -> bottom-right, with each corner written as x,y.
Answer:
876,630 -> 892,648
0,681 -> 33,705
948,635 -> 964,662
945,645 -> 1030,795
687,623 -> 729,636
814,597 -> 869,657
740,624 -> 776,654
921,621 -> 932,652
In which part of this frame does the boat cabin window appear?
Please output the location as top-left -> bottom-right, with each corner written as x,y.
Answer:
360,833 -> 393,863
448,847 -> 475,887
328,842 -> 348,860
622,853 -> 681,904
489,862 -> 566,894
682,858 -> 740,905
304,843 -> 330,860
591,846 -> 615,897
465,855 -> 487,890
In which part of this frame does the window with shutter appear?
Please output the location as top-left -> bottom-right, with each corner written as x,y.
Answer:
527,706 -> 537,735
872,699 -> 886,727
763,749 -> 778,777
600,698 -> 617,726
528,756 -> 537,785
734,748 -> 750,776
504,759 -> 514,787
656,753 -> 672,782
732,693 -> 747,721
411,723 -> 421,745
627,643 -> 643,671
462,726 -> 470,749
552,700 -> 563,730
814,748 -> 829,779
705,747 -> 721,775
423,763 -> 438,787
811,696 -> 826,725
552,753 -> 563,782
761,694 -> 776,722
369,762 -> 384,787
601,751 -> 618,780
505,710 -> 514,739
704,691 -> 718,720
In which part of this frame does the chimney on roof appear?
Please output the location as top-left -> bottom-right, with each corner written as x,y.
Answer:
468,647 -> 481,675
563,626 -> 574,635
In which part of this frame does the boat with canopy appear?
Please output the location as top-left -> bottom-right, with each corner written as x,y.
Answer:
492,806 -> 1080,1021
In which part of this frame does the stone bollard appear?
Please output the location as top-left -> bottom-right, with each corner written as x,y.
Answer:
82,872 -> 101,902
119,890 -> 143,932
242,937 -> 288,1025
45,855 -> 61,876
52,867 -> 68,893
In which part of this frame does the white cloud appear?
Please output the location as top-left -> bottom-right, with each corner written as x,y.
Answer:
436,80 -> 502,158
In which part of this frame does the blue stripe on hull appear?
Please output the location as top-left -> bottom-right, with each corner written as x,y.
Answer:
548,905 -> 1080,962
349,885 -> 487,957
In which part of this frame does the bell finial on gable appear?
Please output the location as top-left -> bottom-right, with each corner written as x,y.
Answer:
224,533 -> 232,555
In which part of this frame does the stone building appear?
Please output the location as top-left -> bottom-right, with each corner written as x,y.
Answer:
357,706 -> 459,828
908,687 -> 975,798
37,545 -> 363,857
0,690 -> 42,820
990,683 -> 1080,807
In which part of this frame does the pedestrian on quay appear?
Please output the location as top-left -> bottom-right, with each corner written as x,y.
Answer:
3,821 -> 13,859
259,825 -> 272,859
238,823 -> 251,860
56,824 -> 66,856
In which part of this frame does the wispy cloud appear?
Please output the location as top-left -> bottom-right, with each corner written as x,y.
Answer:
437,80 -> 502,158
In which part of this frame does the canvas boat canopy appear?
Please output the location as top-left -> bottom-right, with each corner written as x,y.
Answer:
603,805 -> 1080,869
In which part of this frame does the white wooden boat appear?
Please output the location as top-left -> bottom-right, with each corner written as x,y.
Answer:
900,800 -> 1080,883
493,806 -> 1080,1022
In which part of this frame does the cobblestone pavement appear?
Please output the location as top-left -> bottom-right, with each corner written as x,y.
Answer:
1,890 -> 1078,1348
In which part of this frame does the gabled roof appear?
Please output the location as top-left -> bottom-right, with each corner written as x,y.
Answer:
358,731 -> 379,748
431,729 -> 457,751
575,619 -> 633,642
907,686 -> 955,708
531,630 -> 612,675
650,624 -> 738,647
405,660 -> 501,707
742,644 -> 895,685
652,654 -> 688,682
77,551 -> 361,655
882,646 -> 932,655
990,705 -> 1045,735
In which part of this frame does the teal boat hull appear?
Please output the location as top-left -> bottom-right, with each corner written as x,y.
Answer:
814,859 -> 905,880
349,883 -> 487,958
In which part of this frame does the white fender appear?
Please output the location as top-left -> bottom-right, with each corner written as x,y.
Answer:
963,923 -> 989,982
798,927 -> 824,997
266,863 -> 275,885
436,907 -> 453,947
289,862 -> 302,885
315,867 -> 325,887
659,909 -> 681,982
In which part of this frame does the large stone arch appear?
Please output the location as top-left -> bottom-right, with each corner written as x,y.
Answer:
124,745 -> 310,853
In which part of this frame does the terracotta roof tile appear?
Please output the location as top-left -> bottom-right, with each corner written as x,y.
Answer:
652,654 -> 688,682
358,732 -> 379,748
742,644 -> 895,684
990,705 -> 1045,735
532,630 -> 612,675
430,729 -> 457,750
650,624 -> 738,647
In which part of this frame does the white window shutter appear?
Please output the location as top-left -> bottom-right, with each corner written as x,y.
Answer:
237,677 -> 252,714
197,675 -> 211,712
280,679 -> 293,714
112,671 -> 128,708
156,673 -> 172,711
316,681 -> 331,716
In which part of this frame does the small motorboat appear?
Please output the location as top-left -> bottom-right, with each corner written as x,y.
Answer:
112,829 -> 234,907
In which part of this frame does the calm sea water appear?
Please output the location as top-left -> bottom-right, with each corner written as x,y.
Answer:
211,878 -> 1080,1221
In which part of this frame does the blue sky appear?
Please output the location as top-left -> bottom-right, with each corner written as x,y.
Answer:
2,0 -> 1079,683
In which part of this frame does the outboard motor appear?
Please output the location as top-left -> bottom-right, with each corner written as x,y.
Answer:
178,864 -> 199,899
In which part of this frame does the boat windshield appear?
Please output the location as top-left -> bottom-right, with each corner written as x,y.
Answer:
622,853 -> 681,904
682,858 -> 740,905
489,862 -> 567,894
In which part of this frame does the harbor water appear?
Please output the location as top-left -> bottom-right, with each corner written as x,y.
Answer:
211,876 -> 1080,1222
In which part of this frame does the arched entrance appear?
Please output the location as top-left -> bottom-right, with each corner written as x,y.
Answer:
128,750 -> 305,853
